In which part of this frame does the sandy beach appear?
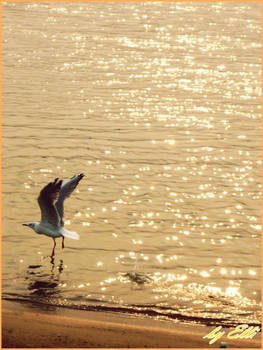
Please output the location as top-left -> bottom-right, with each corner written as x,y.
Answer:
2,300 -> 261,348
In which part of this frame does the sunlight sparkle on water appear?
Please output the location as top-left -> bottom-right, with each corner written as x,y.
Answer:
2,0 -> 261,327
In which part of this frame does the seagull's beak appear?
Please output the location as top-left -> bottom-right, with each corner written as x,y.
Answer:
22,223 -> 29,226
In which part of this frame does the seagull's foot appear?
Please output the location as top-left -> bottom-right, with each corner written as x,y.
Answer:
62,237 -> 65,249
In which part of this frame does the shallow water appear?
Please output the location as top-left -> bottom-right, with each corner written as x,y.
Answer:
2,2 -> 261,326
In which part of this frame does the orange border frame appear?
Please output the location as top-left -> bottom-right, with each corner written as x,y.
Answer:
0,1 -> 262,350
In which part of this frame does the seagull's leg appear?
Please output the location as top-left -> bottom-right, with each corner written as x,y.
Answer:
62,236 -> 65,249
51,238 -> 56,257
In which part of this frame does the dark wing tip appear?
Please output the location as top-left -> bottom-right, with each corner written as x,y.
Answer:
50,178 -> 62,190
39,177 -> 63,203
77,173 -> 85,183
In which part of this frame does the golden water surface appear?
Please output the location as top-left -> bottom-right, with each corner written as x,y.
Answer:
2,2 -> 261,326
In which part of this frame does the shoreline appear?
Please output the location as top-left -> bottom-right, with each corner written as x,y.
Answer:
2,300 -> 261,348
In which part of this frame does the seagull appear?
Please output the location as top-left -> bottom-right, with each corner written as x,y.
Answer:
23,173 -> 84,257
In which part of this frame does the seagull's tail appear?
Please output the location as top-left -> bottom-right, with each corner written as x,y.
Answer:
61,228 -> 80,240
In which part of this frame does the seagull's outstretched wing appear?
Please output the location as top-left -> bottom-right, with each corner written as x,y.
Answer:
55,173 -> 84,225
38,178 -> 63,227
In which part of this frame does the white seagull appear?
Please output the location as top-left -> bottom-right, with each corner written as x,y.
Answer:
23,173 -> 84,257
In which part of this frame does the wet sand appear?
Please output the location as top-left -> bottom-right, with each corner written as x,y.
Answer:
2,300 -> 261,348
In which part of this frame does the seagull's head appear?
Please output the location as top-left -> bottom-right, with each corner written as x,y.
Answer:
22,222 -> 38,231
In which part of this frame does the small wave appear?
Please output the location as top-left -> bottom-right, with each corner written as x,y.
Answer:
2,295 -> 261,328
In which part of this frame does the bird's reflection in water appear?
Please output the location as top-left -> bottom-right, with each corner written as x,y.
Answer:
26,259 -> 64,298
50,257 -> 64,273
